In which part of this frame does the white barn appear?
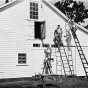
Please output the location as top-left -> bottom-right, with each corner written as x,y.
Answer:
0,0 -> 88,79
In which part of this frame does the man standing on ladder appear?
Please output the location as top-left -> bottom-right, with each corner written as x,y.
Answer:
42,46 -> 53,74
66,29 -> 72,51
54,25 -> 63,47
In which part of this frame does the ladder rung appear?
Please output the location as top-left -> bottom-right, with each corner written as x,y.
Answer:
69,60 -> 73,61
56,51 -> 60,52
80,54 -> 84,56
64,67 -> 69,68
84,67 -> 88,68
61,56 -> 66,57
56,56 -> 60,57
60,53 -> 65,55
57,70 -> 62,71
63,63 -> 69,64
79,52 -> 83,54
80,53 -> 84,55
70,65 -> 74,66
81,60 -> 86,62
57,65 -> 62,66
75,42 -> 79,43
80,57 -> 85,59
57,60 -> 62,62
77,46 -> 81,47
78,50 -> 82,52
63,59 -> 68,61
83,63 -> 87,64
78,49 -> 82,51
82,60 -> 87,62
68,55 -> 72,56
75,42 -> 79,44
65,71 -> 70,72
60,49 -> 64,50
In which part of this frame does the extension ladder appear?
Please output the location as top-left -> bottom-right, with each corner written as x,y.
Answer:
71,26 -> 88,78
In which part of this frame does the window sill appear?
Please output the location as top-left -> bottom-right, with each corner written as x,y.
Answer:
16,64 -> 29,66
25,19 -> 39,22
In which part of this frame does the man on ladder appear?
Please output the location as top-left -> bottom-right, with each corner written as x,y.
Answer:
53,25 -> 63,47
66,30 -> 72,51
42,46 -> 53,74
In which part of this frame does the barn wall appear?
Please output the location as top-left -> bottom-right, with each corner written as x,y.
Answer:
0,0 -> 33,78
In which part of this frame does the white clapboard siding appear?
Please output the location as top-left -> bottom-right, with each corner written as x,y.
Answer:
0,0 -> 33,78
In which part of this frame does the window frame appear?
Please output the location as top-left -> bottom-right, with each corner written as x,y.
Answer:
30,2 -> 39,20
34,21 -> 46,39
18,53 -> 27,65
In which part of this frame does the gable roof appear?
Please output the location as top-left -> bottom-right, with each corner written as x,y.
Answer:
42,0 -> 88,35
0,0 -> 24,12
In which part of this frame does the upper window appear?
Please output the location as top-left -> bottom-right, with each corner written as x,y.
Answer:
30,2 -> 38,20
18,53 -> 26,64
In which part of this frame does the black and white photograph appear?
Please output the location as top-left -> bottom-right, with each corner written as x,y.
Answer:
0,0 -> 88,88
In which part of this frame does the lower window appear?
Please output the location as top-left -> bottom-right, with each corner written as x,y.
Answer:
18,53 -> 26,64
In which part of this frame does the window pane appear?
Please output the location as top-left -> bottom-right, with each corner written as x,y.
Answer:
30,2 -> 33,6
33,3 -> 35,6
30,6 -> 33,11
33,12 -> 35,15
35,12 -> 38,15
35,16 -> 38,19
30,11 -> 33,15
35,3 -> 38,8
33,16 -> 36,19
30,15 -> 33,19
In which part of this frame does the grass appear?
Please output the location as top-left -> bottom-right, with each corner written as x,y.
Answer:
0,76 -> 88,88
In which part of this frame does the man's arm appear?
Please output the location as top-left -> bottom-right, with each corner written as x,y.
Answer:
54,30 -> 57,36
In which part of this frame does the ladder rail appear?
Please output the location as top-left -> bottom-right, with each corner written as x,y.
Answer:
58,47 -> 66,76
57,45 -> 73,76
68,50 -> 74,74
62,46 -> 73,75
55,48 -> 63,75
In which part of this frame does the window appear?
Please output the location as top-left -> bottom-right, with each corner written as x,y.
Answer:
34,21 -> 46,39
18,53 -> 26,64
33,43 -> 40,47
43,44 -> 49,47
51,44 -> 58,48
30,2 -> 38,19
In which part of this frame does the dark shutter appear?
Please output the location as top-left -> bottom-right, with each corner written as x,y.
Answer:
34,21 -> 46,40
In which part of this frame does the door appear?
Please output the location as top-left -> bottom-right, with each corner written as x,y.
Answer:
34,21 -> 46,40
